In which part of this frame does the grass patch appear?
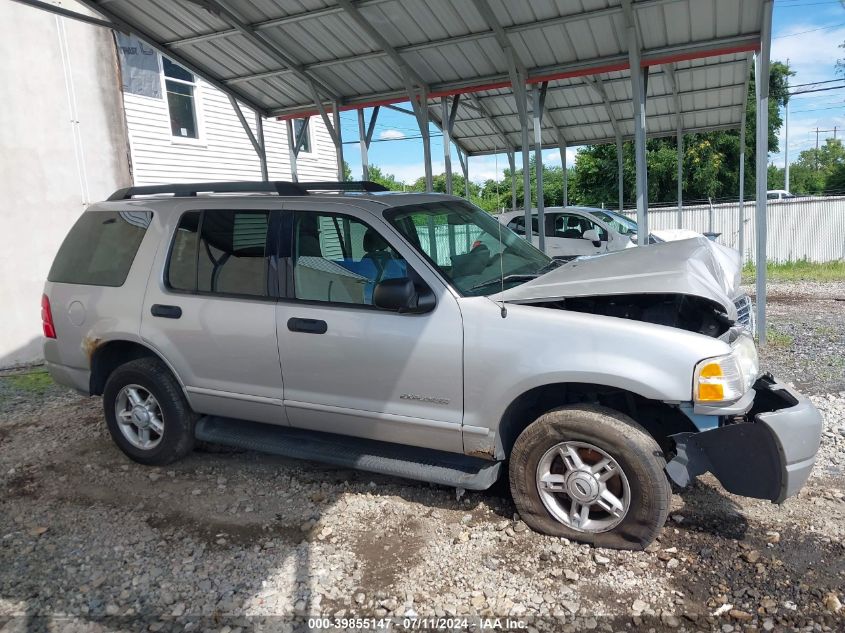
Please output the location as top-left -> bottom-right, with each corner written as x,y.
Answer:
763,327 -> 794,348
2,370 -> 54,395
742,259 -> 845,283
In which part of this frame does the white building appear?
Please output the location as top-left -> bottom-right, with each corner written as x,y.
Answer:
116,33 -> 338,185
0,3 -> 337,367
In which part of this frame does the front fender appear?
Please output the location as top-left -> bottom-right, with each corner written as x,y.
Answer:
459,298 -> 730,435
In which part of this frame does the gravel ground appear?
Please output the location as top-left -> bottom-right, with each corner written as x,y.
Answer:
1,283 -> 844,632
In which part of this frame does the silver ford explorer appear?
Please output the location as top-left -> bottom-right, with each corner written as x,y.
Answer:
42,181 -> 823,550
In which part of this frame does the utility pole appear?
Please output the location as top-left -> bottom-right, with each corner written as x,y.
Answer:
784,58 -> 789,192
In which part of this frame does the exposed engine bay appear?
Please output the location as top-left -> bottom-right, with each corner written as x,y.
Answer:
528,293 -> 733,337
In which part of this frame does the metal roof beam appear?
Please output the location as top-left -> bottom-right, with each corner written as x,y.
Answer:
583,75 -> 622,140
267,33 -> 759,118
455,83 -> 748,126
335,0 -> 427,90
663,62 -> 682,129
76,0 -> 271,116
452,98 -> 745,149
194,0 -> 340,101
470,0 -> 532,239
426,101 -> 479,160
466,94 -> 515,151
12,0 -> 113,27
169,0 -> 676,63
464,122 -> 744,156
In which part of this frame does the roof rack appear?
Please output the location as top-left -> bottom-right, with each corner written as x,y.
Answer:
107,180 -> 389,201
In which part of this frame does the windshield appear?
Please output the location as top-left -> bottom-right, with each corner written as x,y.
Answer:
589,209 -> 638,236
386,200 -> 553,297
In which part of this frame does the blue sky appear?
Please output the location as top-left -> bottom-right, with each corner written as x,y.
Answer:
337,0 -> 845,185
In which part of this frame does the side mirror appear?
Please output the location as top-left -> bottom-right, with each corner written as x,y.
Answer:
582,229 -> 602,247
373,277 -> 435,314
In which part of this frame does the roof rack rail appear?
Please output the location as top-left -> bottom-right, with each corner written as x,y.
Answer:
107,180 -> 389,201
297,181 -> 389,192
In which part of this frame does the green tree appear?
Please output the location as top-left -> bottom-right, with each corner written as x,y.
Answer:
787,138 -> 845,194
364,165 -> 405,191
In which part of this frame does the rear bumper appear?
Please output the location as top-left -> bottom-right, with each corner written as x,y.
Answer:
45,361 -> 90,395
666,374 -> 822,503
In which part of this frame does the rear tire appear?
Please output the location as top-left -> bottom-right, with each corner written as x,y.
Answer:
509,405 -> 670,550
103,357 -> 196,465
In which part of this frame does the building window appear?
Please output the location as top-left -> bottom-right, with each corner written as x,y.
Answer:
163,58 -> 199,139
293,118 -> 311,153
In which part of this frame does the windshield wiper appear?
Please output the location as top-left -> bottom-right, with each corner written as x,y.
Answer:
468,274 -> 539,293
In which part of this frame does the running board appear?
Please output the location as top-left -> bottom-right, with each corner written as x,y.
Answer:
195,417 -> 502,491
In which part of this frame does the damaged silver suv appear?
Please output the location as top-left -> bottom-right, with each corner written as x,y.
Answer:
43,181 -> 822,550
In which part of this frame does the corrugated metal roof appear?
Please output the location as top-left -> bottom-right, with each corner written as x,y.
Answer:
80,0 -> 763,154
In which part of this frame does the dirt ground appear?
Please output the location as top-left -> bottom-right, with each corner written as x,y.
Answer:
1,284 -> 844,632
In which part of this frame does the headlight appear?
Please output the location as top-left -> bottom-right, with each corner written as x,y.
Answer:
693,334 -> 759,404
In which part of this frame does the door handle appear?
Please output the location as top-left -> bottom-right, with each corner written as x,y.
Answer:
151,304 -> 182,319
287,317 -> 327,334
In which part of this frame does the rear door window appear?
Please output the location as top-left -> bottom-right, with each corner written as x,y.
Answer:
48,211 -> 152,286
166,210 -> 272,298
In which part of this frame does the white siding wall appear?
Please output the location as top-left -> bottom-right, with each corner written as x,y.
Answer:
124,76 -> 338,184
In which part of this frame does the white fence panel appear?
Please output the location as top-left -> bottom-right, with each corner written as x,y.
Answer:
623,196 -> 845,263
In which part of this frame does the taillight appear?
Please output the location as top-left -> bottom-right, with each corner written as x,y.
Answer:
471,240 -> 482,249
41,294 -> 56,339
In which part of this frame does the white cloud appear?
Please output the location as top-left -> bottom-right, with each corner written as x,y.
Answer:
378,129 -> 406,141
771,25 -> 845,83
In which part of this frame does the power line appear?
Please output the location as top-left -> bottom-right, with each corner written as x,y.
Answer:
774,22 -> 845,38
790,85 -> 845,96
791,104 -> 845,113
789,78 -> 845,89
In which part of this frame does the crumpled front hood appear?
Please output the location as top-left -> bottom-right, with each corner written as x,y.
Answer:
496,236 -> 740,320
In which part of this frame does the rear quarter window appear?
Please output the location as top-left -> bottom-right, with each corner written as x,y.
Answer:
48,211 -> 152,286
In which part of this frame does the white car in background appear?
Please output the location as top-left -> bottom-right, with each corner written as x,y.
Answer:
498,206 -> 712,258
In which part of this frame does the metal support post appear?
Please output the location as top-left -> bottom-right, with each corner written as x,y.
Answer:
676,128 -> 683,228
533,82 -> 547,253
357,106 -> 379,181
630,55 -> 649,244
507,151 -> 517,212
755,1 -> 773,343
256,113 -> 268,181
739,111 -> 746,261
559,135 -> 568,207
358,109 -> 369,180
286,119 -> 299,182
442,96 -> 453,195
333,101 -> 344,181
406,85 -> 433,192
616,134 -> 624,213
229,95 -> 268,181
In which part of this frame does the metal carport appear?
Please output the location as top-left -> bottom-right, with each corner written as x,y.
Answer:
15,0 -> 775,340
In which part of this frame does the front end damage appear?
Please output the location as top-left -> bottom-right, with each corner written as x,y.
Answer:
666,374 -> 823,503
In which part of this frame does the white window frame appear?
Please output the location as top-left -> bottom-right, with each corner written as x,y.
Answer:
159,56 -> 206,146
292,117 -> 315,156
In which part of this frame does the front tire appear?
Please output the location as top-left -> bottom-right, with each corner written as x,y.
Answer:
509,405 -> 670,550
103,357 -> 196,465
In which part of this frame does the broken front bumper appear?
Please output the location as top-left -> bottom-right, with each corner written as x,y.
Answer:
666,374 -> 822,503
